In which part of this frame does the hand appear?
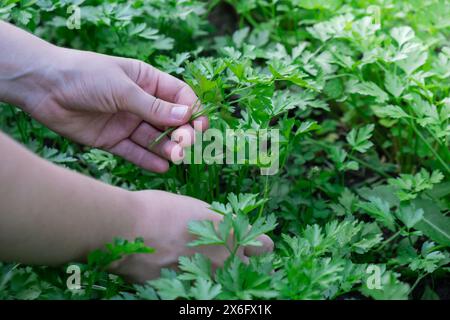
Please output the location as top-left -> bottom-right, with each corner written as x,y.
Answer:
24,47 -> 208,172
112,190 -> 274,283
0,132 -> 273,279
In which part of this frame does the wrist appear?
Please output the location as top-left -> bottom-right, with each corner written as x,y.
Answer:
105,190 -> 163,277
90,188 -> 146,252
121,190 -> 158,241
66,183 -> 145,263
8,45 -> 63,112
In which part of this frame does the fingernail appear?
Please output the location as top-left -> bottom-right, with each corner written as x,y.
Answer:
171,106 -> 189,120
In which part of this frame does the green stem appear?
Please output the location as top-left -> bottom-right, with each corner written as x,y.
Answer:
346,153 -> 391,179
148,99 -> 217,149
257,175 -> 270,219
376,227 -> 404,252
409,273 -> 426,295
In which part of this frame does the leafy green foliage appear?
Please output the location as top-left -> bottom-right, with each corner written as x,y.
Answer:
388,169 -> 444,201
189,193 -> 277,253
88,238 -> 154,271
346,124 -> 375,153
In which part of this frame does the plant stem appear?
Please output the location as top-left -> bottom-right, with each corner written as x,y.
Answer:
409,273 -> 426,295
257,175 -> 270,219
148,100 -> 217,150
408,119 -> 450,175
376,227 -> 404,252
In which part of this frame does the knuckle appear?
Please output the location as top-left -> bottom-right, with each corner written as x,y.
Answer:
133,60 -> 145,83
133,148 -> 147,167
149,97 -> 163,118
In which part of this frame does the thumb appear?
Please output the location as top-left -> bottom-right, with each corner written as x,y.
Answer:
123,83 -> 193,127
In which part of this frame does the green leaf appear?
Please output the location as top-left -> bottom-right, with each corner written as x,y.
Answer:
346,124 -> 375,153
132,284 -> 158,300
352,233 -> 383,254
82,149 -> 117,171
295,121 -> 321,135
421,286 -> 440,300
238,215 -> 277,247
153,37 -> 175,50
388,169 -> 444,201
149,277 -> 188,300
408,241 -> 449,273
88,238 -> 154,270
227,193 -> 266,215
188,220 -> 225,246
41,147 -> 77,164
396,204 -> 424,229
391,26 -> 415,47
217,214 -> 233,244
384,71 -> 405,98
16,287 -> 41,300
216,257 -> 277,299
306,14 -> 353,42
361,267 -> 410,300
373,104 -> 409,119
358,185 -> 400,208
189,278 -> 222,300
298,0 -> 342,10
358,197 -> 396,231
178,254 -> 212,281
397,50 -> 428,75
329,147 -> 359,172
347,80 -> 389,103
410,94 -> 440,127
232,27 -> 250,48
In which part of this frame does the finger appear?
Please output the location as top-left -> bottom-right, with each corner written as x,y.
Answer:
124,84 -> 193,128
244,235 -> 274,257
171,80 -> 199,107
189,97 -> 208,131
192,116 -> 209,132
237,247 -> 250,264
130,122 -> 184,162
119,58 -> 198,106
150,77 -> 208,131
171,124 -> 195,148
108,139 -> 169,173
119,59 -> 209,130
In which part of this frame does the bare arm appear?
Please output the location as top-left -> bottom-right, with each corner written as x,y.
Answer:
0,21 -> 273,282
0,20 -> 206,172
0,132 -> 273,282
0,131 -> 138,265
0,21 -> 57,109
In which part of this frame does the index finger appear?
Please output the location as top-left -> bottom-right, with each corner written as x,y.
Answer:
148,71 -> 208,132
119,58 -> 208,130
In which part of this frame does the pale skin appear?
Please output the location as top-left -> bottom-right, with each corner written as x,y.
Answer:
0,21 -> 273,283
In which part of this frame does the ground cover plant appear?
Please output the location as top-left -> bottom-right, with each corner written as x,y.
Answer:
0,0 -> 449,300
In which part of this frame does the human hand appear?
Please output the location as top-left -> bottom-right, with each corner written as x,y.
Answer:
112,190 -> 274,283
1,131 -> 272,280
23,47 -> 208,172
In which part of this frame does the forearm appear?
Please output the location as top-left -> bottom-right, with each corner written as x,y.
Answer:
0,131 -> 140,265
0,20 -> 58,110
